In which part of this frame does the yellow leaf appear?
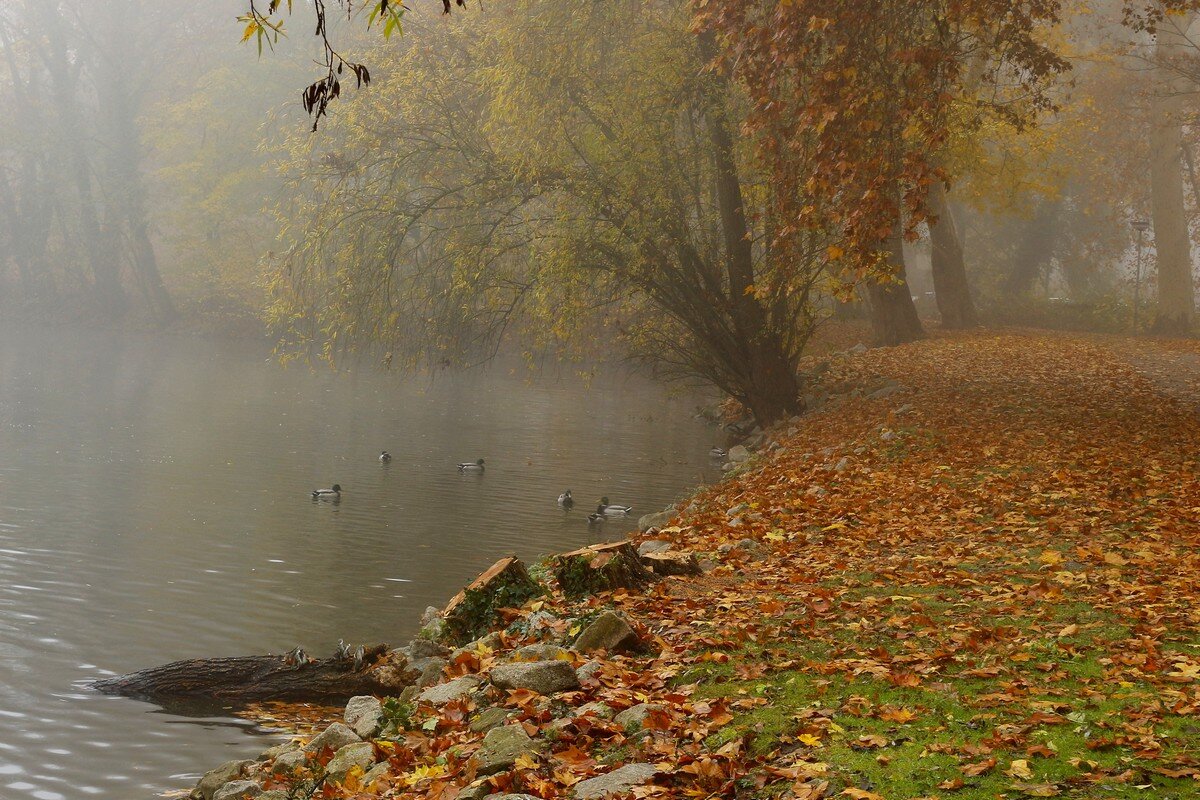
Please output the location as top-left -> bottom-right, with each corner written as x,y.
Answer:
798,733 -> 823,746
1007,759 -> 1034,780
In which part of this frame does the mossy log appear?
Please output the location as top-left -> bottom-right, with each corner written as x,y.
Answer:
442,557 -> 544,644
92,645 -> 417,706
641,550 -> 703,577
555,542 -> 657,598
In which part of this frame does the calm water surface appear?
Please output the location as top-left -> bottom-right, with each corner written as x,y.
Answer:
0,327 -> 718,799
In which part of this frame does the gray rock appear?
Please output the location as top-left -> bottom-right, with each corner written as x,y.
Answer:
344,696 -> 383,740
304,722 -> 361,754
271,749 -> 306,775
834,456 -> 850,472
895,403 -> 914,415
573,612 -> 644,655
573,764 -> 659,799
637,540 -> 672,556
398,684 -> 420,704
868,385 -> 902,400
490,660 -> 580,694
614,703 -> 664,733
522,610 -> 560,635
212,781 -> 262,800
326,741 -> 376,782
473,724 -> 537,775
576,701 -> 614,719
450,632 -> 503,663
418,675 -> 481,705
469,706 -> 511,733
454,780 -> 493,800
421,605 -> 443,627
409,637 -> 451,660
256,742 -> 298,762
414,657 -> 449,687
362,762 -> 390,787
576,661 -> 604,684
638,510 -> 673,532
726,502 -> 749,517
196,760 -> 252,800
727,445 -> 751,463
511,643 -> 571,662
848,342 -> 868,354
724,538 -> 766,561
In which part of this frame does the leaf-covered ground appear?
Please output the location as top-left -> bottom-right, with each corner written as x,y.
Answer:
248,331 -> 1200,799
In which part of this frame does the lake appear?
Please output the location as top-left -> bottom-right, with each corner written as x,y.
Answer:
0,327 -> 719,799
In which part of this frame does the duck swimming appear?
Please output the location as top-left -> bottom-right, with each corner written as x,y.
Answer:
458,458 -> 485,472
709,447 -> 727,459
587,512 -> 606,523
312,484 -> 342,500
597,496 -> 632,515
558,490 -> 574,508
379,451 -> 392,463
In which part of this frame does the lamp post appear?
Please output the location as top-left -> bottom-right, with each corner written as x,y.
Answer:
1132,219 -> 1150,332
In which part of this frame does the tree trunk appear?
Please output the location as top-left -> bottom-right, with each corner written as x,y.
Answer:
928,182 -> 978,328
1150,9 -> 1197,335
868,200 -> 925,346
698,31 -> 802,427
555,542 -> 657,598
92,645 -> 417,707
34,2 -> 127,316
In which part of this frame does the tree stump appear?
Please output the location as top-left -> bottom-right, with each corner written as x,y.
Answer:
92,644 -> 417,706
442,557 -> 544,644
555,542 -> 657,598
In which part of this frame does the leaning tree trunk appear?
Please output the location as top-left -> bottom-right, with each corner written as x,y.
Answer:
1150,9 -> 1197,336
868,198 -> 925,346
699,31 -> 802,427
92,645 -> 417,707
928,182 -> 979,329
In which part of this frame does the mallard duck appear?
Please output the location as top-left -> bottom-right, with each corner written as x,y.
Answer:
379,451 -> 392,463
587,512 -> 606,523
458,458 -> 485,472
709,447 -> 728,459
558,490 -> 574,508
598,496 -> 632,515
312,484 -> 342,500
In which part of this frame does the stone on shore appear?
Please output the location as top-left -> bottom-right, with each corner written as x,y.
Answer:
212,781 -> 262,800
573,612 -> 644,655
325,741 -> 376,782
418,674 -> 481,704
304,722 -> 360,754
727,445 -> 751,463
344,695 -> 383,739
473,724 -> 537,775
636,540 -> 672,556
361,762 -> 391,786
638,510 -> 673,532
614,703 -> 664,733
490,660 -> 580,694
573,764 -> 659,799
510,643 -> 571,662
196,759 -> 252,800
469,706 -> 510,733
270,749 -> 306,774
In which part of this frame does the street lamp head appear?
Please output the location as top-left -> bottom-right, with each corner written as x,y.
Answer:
1132,219 -> 1151,233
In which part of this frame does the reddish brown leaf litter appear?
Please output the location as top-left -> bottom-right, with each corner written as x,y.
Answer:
228,332 -> 1200,799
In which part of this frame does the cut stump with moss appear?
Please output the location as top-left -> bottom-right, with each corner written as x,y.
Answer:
641,550 -> 703,577
442,557 -> 544,644
554,542 -> 657,598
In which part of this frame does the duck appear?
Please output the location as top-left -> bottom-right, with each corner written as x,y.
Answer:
709,447 -> 728,459
311,484 -> 342,500
587,512 -> 606,524
379,451 -> 392,463
598,496 -> 632,515
458,458 -> 485,472
558,490 -> 575,508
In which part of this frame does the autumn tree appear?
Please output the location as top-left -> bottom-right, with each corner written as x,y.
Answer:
265,1 -> 831,425
699,1 -> 1070,344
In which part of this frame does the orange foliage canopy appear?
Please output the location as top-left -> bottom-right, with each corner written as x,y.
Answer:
696,0 -> 1069,274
